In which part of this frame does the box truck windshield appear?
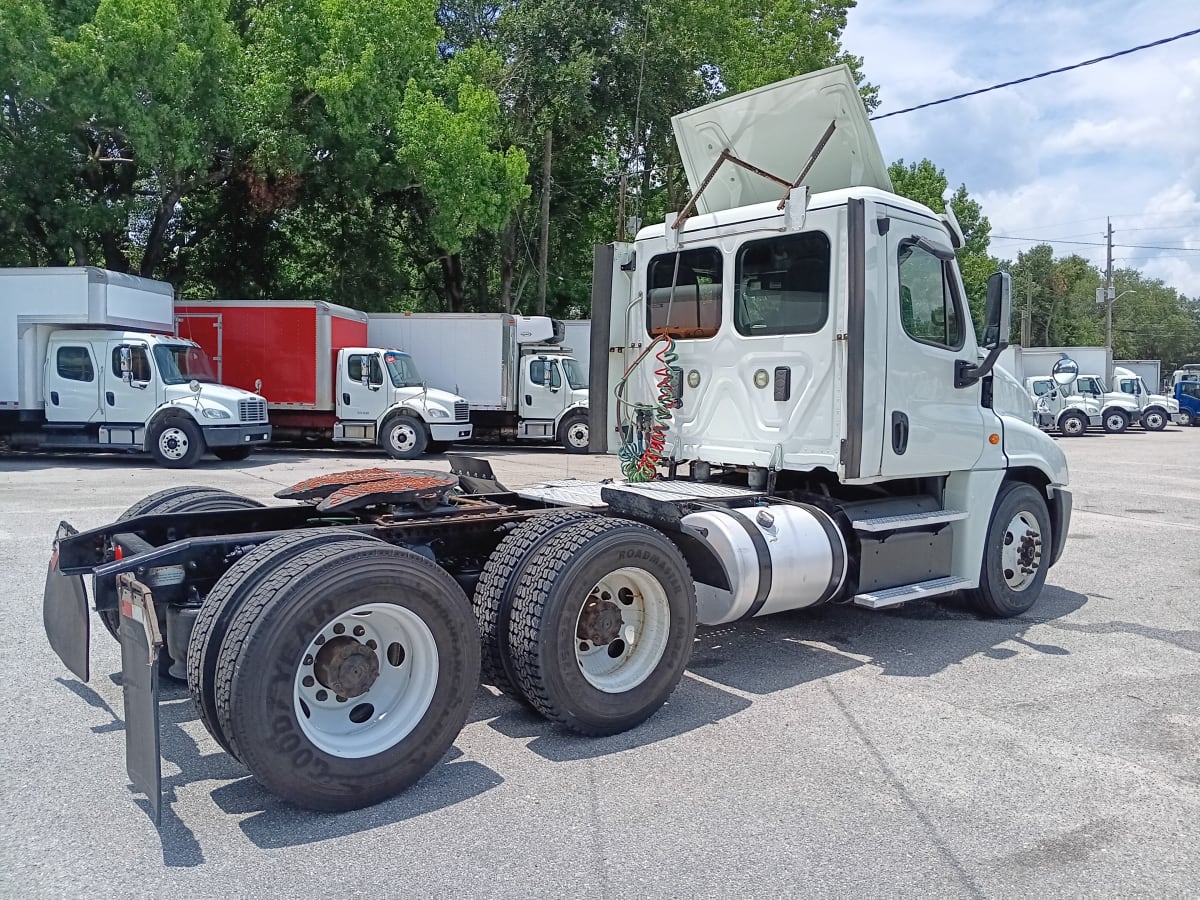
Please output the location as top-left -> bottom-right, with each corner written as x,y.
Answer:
383,352 -> 423,387
153,343 -> 218,384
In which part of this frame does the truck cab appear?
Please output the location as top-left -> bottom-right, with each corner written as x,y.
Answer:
1069,374 -> 1144,433
517,346 -> 589,449
1108,366 -> 1183,430
1175,381 -> 1200,427
333,347 -> 472,458
1027,376 -> 1102,436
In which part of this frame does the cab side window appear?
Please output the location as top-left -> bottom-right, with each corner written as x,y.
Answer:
530,359 -> 562,389
1119,379 -> 1137,393
57,346 -> 95,382
897,242 -> 963,349
347,354 -> 380,384
111,346 -> 151,381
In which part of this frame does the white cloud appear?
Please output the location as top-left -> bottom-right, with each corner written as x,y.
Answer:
844,0 -> 1200,297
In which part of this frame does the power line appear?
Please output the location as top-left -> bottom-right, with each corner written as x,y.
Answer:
870,26 -> 1200,121
990,235 -> 1200,252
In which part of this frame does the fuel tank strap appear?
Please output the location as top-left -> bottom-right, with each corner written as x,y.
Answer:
712,509 -> 773,620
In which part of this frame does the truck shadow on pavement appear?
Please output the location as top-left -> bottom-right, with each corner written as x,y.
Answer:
484,584 -> 1089,765
0,449 -> 281,472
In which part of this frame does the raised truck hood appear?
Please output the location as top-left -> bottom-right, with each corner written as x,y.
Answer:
671,64 -> 891,216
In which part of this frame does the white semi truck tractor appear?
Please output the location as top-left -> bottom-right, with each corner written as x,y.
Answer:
43,66 -> 1071,821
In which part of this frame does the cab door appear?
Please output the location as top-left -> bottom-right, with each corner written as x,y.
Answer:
45,343 -> 102,423
521,356 -> 566,421
879,216 -> 986,477
103,341 -> 160,424
339,351 -> 388,420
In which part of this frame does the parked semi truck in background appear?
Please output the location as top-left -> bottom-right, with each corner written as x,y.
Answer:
368,313 -> 590,452
1,268 -> 270,466
44,65 -> 1072,821
176,299 -> 472,459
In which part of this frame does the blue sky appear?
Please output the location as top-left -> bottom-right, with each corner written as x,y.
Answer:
842,1 -> 1200,298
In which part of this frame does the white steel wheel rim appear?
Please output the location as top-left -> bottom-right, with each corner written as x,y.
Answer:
1106,414 -> 1125,431
158,427 -> 190,460
566,420 -> 589,448
1179,411 -> 1191,425
293,602 -> 439,758
1000,511 -> 1042,592
1146,411 -> 1164,428
1063,417 -> 1083,435
574,566 -> 670,694
388,422 -> 417,452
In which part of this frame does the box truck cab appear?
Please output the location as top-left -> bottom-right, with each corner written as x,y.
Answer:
1175,381 -> 1200,427
1,268 -> 270,466
334,346 -> 472,457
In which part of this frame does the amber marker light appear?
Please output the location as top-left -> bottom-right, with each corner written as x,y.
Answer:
988,433 -> 1000,445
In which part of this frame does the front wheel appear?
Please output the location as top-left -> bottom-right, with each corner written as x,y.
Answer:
1102,409 -> 1129,434
557,412 -> 589,454
1179,409 -> 1193,427
1058,411 -> 1087,437
966,482 -> 1051,618
1142,407 -> 1167,431
150,417 -> 205,468
212,542 -> 479,811
380,413 -> 428,460
506,518 -> 696,735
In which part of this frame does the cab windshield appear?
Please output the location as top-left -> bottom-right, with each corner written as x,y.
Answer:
153,343 -> 218,385
383,352 -> 423,388
562,357 -> 587,390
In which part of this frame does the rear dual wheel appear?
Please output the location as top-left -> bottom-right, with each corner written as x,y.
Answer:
198,537 -> 478,811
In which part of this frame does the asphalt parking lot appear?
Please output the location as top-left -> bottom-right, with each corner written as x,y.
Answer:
2,430 -> 1198,898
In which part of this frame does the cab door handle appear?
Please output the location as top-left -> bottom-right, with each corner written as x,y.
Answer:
106,391 -> 115,406
891,411 -> 909,455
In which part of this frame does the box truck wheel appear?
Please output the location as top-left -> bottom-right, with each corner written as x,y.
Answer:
187,529 -> 382,761
472,509 -> 600,699
1141,407 -> 1167,431
1058,411 -> 1087,436
966,482 -> 1051,618
1102,409 -> 1129,434
506,518 -> 696,736
557,412 -> 589,453
210,542 -> 479,811
1179,409 -> 1192,427
96,488 -> 264,676
380,412 -> 428,459
150,416 -> 205,468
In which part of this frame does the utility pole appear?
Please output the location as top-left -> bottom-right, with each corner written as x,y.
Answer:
1021,276 -> 1033,347
1104,218 -> 1114,387
537,128 -> 553,316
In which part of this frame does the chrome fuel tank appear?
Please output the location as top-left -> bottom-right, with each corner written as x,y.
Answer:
681,503 -> 847,626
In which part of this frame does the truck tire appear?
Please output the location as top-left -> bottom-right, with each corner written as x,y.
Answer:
97,488 -> 265,644
557,412 -> 589,453
1142,407 -> 1167,431
506,518 -> 696,736
213,446 -> 253,462
1058,411 -> 1087,437
187,528 -> 382,761
965,481 -> 1051,618
380,412 -> 428,460
150,416 -> 206,468
1179,409 -> 1192,427
211,541 -> 479,811
472,510 -> 600,697
1102,409 -> 1129,434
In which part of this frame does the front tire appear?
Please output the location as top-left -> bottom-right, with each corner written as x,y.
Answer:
212,542 -> 479,811
506,518 -> 696,736
380,413 -> 428,460
1058,411 -> 1087,437
966,482 -> 1051,618
1179,409 -> 1192,427
1142,407 -> 1167,431
1102,409 -> 1129,434
150,416 -> 205,468
557,412 -> 589,454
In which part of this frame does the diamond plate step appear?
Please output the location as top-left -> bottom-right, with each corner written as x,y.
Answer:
852,509 -> 967,532
853,576 -> 973,609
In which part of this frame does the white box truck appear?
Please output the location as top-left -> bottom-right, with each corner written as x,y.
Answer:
1,268 -> 270,466
368,313 -> 590,452
44,65 -> 1071,819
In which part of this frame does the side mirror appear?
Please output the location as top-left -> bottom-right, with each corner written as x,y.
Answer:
1051,357 -> 1079,387
981,271 -> 1011,350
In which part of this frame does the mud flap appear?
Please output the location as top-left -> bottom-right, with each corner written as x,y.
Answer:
118,573 -> 163,826
43,522 -> 89,682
